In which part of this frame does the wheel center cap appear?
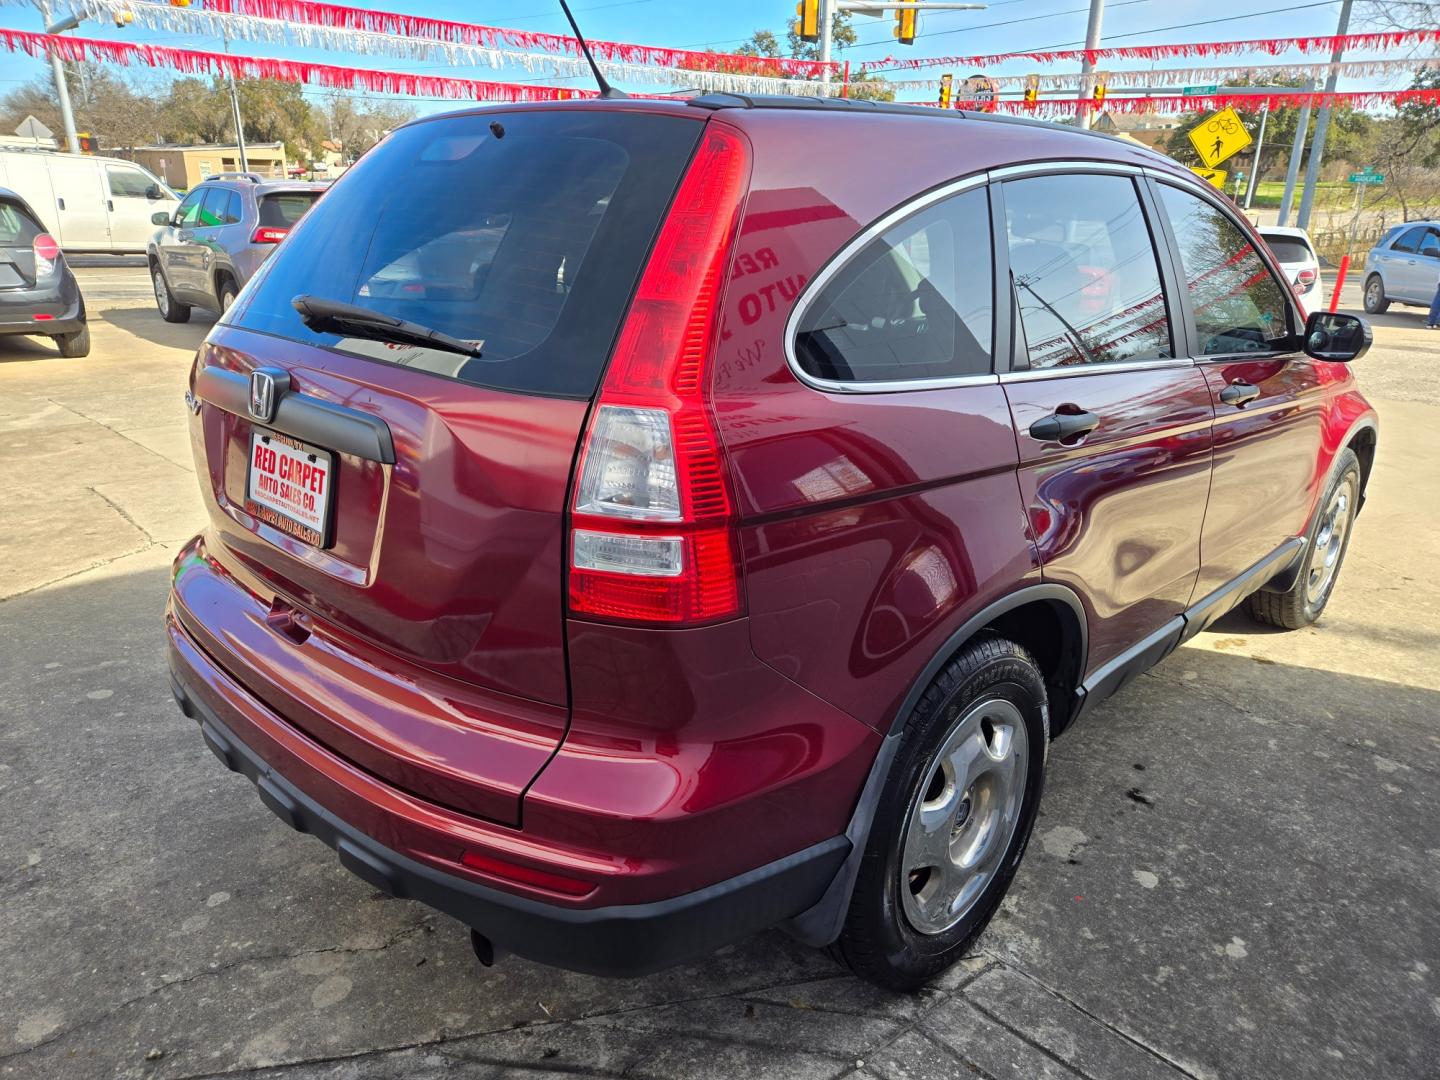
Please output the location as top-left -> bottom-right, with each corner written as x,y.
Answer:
952,796 -> 972,834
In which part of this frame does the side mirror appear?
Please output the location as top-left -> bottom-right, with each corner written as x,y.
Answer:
1303,310 -> 1371,363
152,211 -> 173,226
146,183 -> 164,200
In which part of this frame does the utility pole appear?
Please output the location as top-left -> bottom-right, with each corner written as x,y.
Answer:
1076,0 -> 1105,130
1243,101 -> 1269,210
1296,0 -> 1353,230
37,2 -> 80,154
1277,78 -> 1314,227
819,0 -> 834,94
222,32 -> 249,172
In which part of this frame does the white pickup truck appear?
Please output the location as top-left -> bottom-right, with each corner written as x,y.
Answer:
0,149 -> 179,253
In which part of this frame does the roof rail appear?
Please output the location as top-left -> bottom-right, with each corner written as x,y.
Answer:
207,171 -> 266,183
684,92 -> 1127,144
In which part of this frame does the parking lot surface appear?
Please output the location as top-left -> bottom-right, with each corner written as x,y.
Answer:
2,266 -> 1437,1080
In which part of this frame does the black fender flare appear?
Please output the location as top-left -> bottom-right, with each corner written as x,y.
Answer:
783,583 -> 1088,948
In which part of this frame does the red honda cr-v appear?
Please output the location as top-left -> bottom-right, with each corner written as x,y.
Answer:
167,95 -> 1377,990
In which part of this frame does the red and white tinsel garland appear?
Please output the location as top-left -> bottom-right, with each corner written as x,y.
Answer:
889,56 -> 1439,92
37,0 -> 828,97
867,29 -> 1440,72
201,0 -> 837,79
940,88 -> 1440,118
0,27 -> 596,102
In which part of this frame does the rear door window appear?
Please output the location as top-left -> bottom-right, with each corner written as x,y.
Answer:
259,192 -> 320,228
793,185 -> 993,384
1003,173 -> 1173,369
1157,183 -> 1291,355
231,111 -> 704,398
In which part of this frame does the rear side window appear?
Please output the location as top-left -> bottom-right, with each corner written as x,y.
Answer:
0,200 -> 42,246
1004,173 -> 1172,369
232,111 -> 704,397
1392,227 -> 1425,254
793,186 -> 993,384
260,192 -> 320,229
1261,236 -> 1313,263
1157,184 -> 1290,355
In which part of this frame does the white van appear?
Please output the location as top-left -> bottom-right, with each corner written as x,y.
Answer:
0,149 -> 179,254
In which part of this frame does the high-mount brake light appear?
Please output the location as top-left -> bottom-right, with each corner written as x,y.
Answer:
567,125 -> 751,626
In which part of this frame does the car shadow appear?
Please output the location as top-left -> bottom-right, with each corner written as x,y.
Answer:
0,333 -> 65,364
97,305 -> 217,351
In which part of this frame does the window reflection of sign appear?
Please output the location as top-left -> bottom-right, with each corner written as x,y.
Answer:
332,336 -> 481,378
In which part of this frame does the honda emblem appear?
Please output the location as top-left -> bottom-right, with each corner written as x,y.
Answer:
249,370 -> 277,423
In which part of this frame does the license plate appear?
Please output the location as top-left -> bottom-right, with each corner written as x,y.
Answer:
245,429 -> 334,548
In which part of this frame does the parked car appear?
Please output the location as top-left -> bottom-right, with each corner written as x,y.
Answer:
1258,225 -> 1322,309
0,185 -> 88,356
148,174 -> 326,322
0,148 -> 178,253
166,97 -> 1377,991
1362,220 -> 1440,314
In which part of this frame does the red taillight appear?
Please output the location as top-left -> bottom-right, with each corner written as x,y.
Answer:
567,125 -> 751,626
32,232 -> 59,278
1297,268 -> 1317,286
250,226 -> 289,244
459,850 -> 595,898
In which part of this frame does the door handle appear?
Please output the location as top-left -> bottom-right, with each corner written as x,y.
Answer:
56,197 -> 65,211
1028,409 -> 1100,443
107,199 -> 114,212
1219,381 -> 1261,407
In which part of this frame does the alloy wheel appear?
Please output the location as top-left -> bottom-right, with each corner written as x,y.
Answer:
153,270 -> 169,317
900,698 -> 1028,935
1306,473 -> 1357,608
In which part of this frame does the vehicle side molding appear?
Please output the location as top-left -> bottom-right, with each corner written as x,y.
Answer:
784,583 -> 1087,948
195,363 -> 396,464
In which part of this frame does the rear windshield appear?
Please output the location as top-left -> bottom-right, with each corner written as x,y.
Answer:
230,110 -> 703,397
259,192 -> 321,229
1261,236 -> 1313,263
0,200 -> 42,246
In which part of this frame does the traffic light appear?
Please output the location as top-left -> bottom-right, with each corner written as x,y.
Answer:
894,1 -> 917,45
795,0 -> 819,42
1023,74 -> 1040,109
77,133 -> 98,153
1092,72 -> 1109,106
938,73 -> 953,109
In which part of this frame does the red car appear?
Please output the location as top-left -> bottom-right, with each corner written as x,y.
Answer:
167,96 -> 1376,990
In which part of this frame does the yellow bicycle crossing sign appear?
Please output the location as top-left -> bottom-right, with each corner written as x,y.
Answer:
1188,106 -> 1252,169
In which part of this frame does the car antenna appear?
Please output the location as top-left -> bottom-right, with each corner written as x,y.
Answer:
558,0 -> 627,99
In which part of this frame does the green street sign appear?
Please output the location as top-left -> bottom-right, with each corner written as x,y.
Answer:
1183,85 -> 1220,96
1347,173 -> 1385,185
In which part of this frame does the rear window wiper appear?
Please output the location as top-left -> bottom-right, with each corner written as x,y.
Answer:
292,295 -> 484,358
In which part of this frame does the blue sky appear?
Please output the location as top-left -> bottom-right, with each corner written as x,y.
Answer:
0,0 -> 1409,116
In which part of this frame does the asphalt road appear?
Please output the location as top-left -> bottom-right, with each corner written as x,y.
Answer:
1,265 -> 1437,1080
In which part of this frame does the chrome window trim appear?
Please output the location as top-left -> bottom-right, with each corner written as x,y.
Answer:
783,172 -> 995,395
990,159 -> 1144,181
999,356 -> 1196,383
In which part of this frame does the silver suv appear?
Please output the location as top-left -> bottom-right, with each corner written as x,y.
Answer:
1362,220 -> 1440,314
147,174 -> 326,323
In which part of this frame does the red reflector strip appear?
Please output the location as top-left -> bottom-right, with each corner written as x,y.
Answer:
33,314 -> 54,320
459,850 -> 595,898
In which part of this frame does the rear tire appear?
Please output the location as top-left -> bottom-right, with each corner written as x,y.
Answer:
52,323 -> 90,358
1362,275 -> 1389,315
828,634 -> 1049,991
153,264 -> 190,324
1245,448 -> 1361,630
218,277 -> 239,315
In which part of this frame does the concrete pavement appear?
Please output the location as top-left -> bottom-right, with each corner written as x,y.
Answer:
1,267 -> 1437,1079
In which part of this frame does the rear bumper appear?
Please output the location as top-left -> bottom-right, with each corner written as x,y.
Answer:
170,667 -> 846,975
0,282 -> 83,336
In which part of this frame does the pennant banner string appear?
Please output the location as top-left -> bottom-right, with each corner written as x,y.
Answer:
0,27 -> 600,102
889,56 -> 1439,92
199,0 -> 838,78
941,87 -> 1440,117
865,28 -> 1440,72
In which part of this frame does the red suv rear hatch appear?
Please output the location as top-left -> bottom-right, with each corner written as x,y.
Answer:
181,106 -> 705,823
